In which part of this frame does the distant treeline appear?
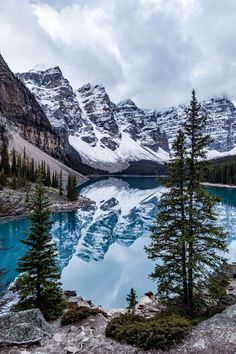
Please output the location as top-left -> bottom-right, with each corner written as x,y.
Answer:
205,156 -> 236,185
0,125 -> 77,201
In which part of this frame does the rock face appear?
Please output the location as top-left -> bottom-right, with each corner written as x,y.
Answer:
166,304 -> 236,354
17,65 -> 236,172
149,96 -> 236,152
0,309 -> 52,345
18,68 -> 169,173
0,55 -> 67,160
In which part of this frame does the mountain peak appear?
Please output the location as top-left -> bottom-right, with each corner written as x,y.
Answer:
29,65 -> 62,75
117,99 -> 136,107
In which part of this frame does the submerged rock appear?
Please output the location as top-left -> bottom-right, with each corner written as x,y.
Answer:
0,309 -> 52,345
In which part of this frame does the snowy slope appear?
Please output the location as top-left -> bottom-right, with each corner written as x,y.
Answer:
17,67 -> 236,172
148,96 -> 236,153
17,68 -> 169,172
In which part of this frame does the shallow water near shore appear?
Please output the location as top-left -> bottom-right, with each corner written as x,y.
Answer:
1,177 -> 236,309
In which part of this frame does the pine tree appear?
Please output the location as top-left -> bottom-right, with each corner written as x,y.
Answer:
59,170 -> 63,196
183,90 -> 228,315
67,175 -> 78,201
15,175 -> 65,320
145,130 -> 189,311
71,175 -> 77,201
146,90 -> 228,316
126,288 -> 138,313
67,175 -> 72,200
45,165 -> 51,187
11,148 -> 17,176
0,139 -> 10,177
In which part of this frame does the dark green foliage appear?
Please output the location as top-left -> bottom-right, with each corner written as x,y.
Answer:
67,175 -> 77,201
145,90 -> 228,316
0,139 -> 11,177
205,156 -> 236,185
59,170 -> 63,196
0,141 -> 62,191
11,148 -> 17,176
51,171 -> 59,189
0,168 -> 7,187
45,165 -> 51,187
126,288 -> 138,313
61,305 -> 106,326
15,176 -> 65,320
105,313 -> 191,350
207,266 -> 230,302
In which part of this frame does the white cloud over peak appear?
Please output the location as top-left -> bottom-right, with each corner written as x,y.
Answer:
0,0 -> 236,109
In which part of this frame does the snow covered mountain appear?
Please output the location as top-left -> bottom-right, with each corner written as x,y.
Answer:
17,68 -> 169,173
17,67 -> 236,172
51,177 -> 165,266
148,96 -> 236,154
51,177 -> 236,267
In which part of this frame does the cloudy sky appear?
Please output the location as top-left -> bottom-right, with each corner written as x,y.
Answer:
0,0 -> 235,109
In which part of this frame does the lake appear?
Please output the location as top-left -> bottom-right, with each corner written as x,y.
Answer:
0,177 -> 236,309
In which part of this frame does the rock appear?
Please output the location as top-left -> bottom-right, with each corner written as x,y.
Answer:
67,296 -> 97,309
0,54 -> 67,160
65,346 -> 80,353
135,292 -> 164,317
166,304 -> 236,353
219,293 -> 236,306
0,309 -> 52,345
64,290 -> 77,299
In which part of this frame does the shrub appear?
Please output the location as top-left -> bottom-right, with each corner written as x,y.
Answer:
105,313 -> 191,350
61,305 -> 106,326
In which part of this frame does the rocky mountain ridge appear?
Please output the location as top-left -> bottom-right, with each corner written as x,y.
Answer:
0,55 -> 67,160
0,54 -> 94,177
17,65 -> 236,172
17,67 -> 170,173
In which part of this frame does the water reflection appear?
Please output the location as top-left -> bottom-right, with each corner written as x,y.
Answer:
1,178 -> 236,308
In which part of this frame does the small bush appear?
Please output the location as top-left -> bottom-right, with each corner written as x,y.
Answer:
105,313 -> 191,350
61,305 -> 106,326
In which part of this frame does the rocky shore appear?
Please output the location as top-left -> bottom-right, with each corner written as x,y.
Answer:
0,187 -> 93,224
1,292 -> 236,354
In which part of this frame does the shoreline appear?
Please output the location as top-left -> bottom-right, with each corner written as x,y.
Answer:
202,182 -> 236,189
0,196 -> 93,225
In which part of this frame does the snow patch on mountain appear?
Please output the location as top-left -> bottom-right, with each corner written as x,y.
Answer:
17,66 -> 236,172
18,68 -> 169,172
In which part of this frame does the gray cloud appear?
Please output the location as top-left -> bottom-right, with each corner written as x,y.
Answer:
0,0 -> 236,109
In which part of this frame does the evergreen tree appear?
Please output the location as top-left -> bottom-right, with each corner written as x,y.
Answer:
146,91 -> 228,316
59,170 -> 63,196
0,140 -> 10,177
11,148 -> 17,176
67,175 -> 72,200
145,130 -> 189,311
126,288 -> 138,313
11,175 -> 18,190
45,165 -> 51,187
67,175 -> 78,201
184,90 -> 227,315
0,168 -> 7,188
15,175 -> 65,320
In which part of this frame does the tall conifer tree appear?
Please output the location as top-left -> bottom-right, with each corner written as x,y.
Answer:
0,140 -> 10,177
146,91 -> 228,316
16,175 -> 64,319
59,170 -> 63,196
184,90 -> 227,314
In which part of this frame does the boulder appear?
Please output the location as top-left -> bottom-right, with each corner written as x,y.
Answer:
135,291 -> 164,317
0,309 -> 52,345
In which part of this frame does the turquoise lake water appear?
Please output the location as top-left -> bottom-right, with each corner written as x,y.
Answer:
1,177 -> 236,309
